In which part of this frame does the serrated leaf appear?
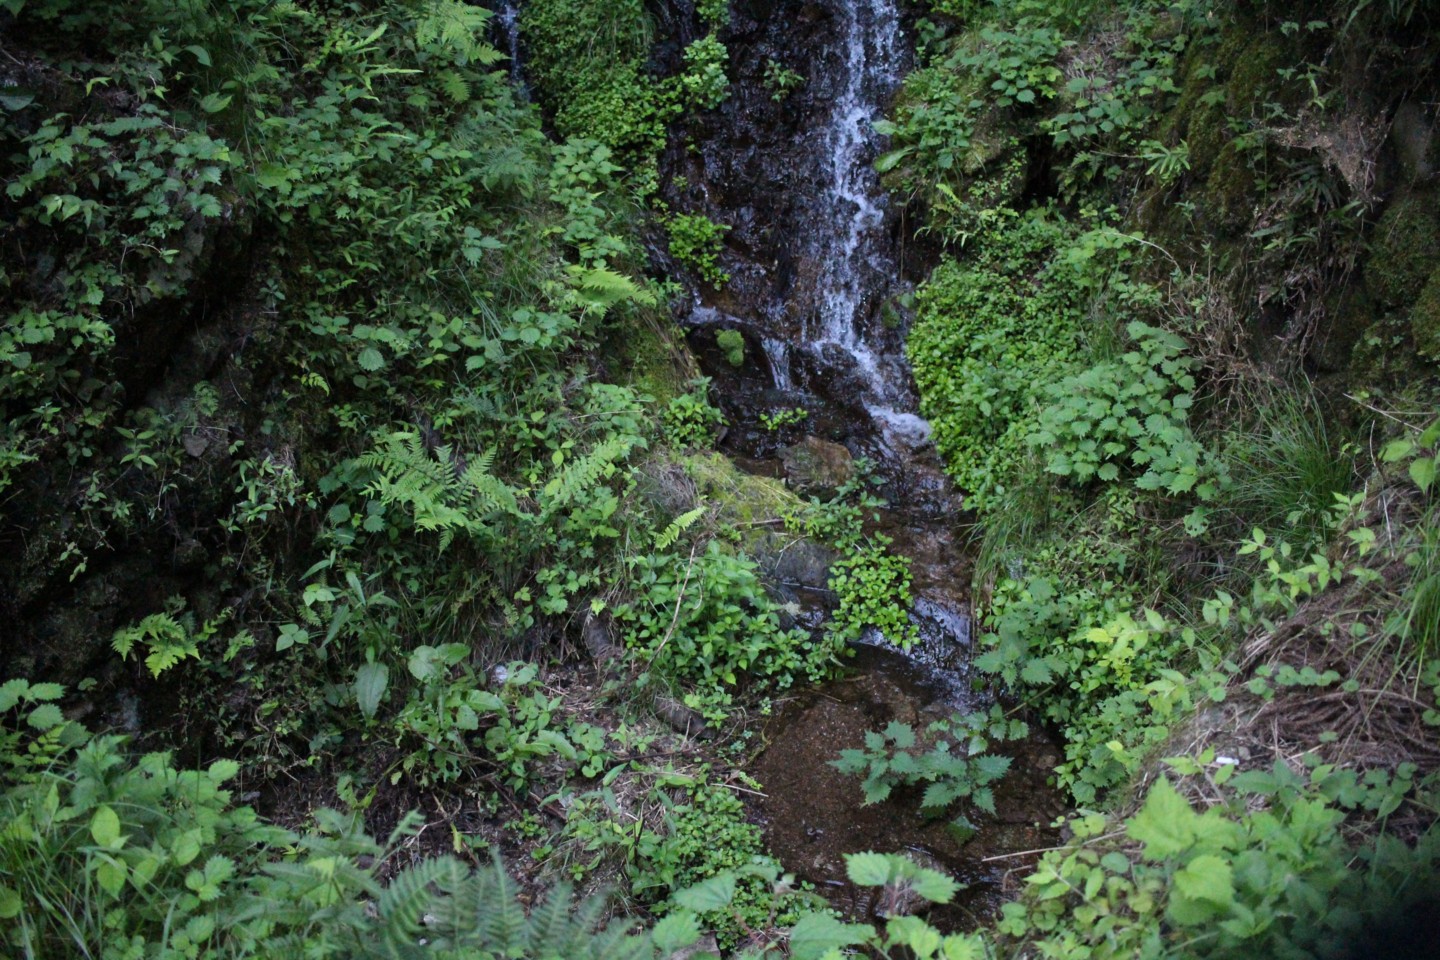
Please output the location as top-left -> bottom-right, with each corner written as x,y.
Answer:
884,721 -> 916,748
172,828 -> 203,866
1126,777 -> 1197,857
942,933 -> 987,960
1174,853 -> 1234,905
674,872 -> 735,912
846,852 -> 894,887
357,347 -> 385,372
652,911 -> 701,953
788,912 -> 872,960
27,703 -> 63,730
27,682 -> 63,701
0,678 -> 27,711
909,866 -> 960,905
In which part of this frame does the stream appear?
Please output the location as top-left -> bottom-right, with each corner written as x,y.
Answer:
670,0 -> 1066,923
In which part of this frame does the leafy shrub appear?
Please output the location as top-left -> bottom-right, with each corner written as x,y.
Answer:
907,213 -> 1087,510
667,213 -> 731,289
832,710 -> 1020,816
615,541 -> 841,721
826,540 -> 920,648
676,34 -> 730,111
996,761 -> 1440,960
664,380 -> 724,449
1028,320 -> 1227,502
762,60 -> 805,100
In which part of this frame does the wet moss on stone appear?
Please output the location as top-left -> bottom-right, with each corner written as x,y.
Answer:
1199,141 -> 1258,234
716,328 -> 745,367
1366,189 -> 1440,310
1411,265 -> 1440,361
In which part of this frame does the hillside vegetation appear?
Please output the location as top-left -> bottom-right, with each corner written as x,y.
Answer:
2,0 -> 1440,958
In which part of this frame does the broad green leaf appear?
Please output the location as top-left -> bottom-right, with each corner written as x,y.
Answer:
90,805 -> 121,847
942,933 -> 987,960
887,915 -> 940,956
674,872 -> 735,912
26,703 -> 63,730
27,682 -> 63,701
0,678 -> 27,711
846,852 -> 894,887
884,721 -> 916,748
357,347 -> 385,372
208,759 -> 239,783
96,859 -> 126,897
354,663 -> 389,720
788,912 -> 872,960
909,866 -> 960,905
651,911 -> 701,953
0,883 -> 21,919
1410,456 -> 1436,493
172,828 -> 203,866
1174,853 -> 1234,906
1126,777 -> 1197,858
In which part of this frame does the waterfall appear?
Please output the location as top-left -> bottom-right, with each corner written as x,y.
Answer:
496,0 -> 529,97
809,0 -> 931,449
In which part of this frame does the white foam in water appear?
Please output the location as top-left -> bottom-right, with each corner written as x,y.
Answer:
868,405 -> 933,450
806,0 -> 920,427
857,597 -> 976,706
761,337 -> 794,391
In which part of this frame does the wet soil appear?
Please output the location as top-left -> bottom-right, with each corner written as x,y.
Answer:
749,645 -> 1065,927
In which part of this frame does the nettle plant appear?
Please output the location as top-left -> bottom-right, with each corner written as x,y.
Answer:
1028,320 -> 1227,507
996,759 -> 1438,960
833,708 -> 1024,837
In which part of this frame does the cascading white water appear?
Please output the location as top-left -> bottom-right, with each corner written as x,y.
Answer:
496,0 -> 529,96
809,0 -> 931,449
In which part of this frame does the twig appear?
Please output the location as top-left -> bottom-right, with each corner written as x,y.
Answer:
646,544 -> 699,670
978,830 -> 1127,863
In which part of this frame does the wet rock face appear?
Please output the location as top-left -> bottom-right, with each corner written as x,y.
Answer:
665,0 -> 926,464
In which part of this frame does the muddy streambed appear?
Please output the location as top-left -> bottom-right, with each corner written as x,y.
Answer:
747,637 -> 1065,925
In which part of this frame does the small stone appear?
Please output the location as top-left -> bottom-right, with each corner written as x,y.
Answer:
183,432 -> 209,458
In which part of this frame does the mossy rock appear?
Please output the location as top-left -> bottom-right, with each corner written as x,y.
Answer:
715,328 -> 745,367
1366,188 -> 1440,310
1159,35 -> 1235,176
1411,265 -> 1440,361
1389,101 -> 1439,185
1199,142 -> 1257,234
1310,280 -> 1377,372
1225,34 -> 1293,116
607,311 -> 698,406
682,451 -> 800,531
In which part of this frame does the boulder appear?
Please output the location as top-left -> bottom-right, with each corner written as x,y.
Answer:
779,436 -> 854,495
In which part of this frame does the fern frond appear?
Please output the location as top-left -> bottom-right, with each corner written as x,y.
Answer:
541,436 -> 636,514
654,504 -> 707,550
414,0 -> 504,65
377,855 -> 455,949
